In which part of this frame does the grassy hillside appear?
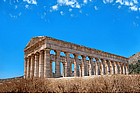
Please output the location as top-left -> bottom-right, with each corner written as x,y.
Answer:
0,74 -> 139,93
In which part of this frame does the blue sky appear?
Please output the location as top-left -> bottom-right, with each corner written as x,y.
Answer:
0,0 -> 140,78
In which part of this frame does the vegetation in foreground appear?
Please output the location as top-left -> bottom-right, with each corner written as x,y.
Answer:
129,60 -> 140,74
0,74 -> 139,93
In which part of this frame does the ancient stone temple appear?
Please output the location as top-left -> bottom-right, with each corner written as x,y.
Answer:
24,36 -> 129,78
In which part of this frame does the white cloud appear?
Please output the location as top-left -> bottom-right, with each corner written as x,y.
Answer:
51,0 -> 82,12
50,0 -> 140,16
52,4 -> 59,11
58,0 -> 81,8
94,6 -> 98,10
83,0 -> 88,4
60,11 -> 64,15
23,0 -> 37,5
69,8 -> 72,12
25,4 -> 29,9
103,0 -> 114,4
130,5 -> 138,11
3,0 -> 140,19
104,0 -> 140,12
124,1 -> 130,6
15,5 -> 18,9
116,0 -> 123,5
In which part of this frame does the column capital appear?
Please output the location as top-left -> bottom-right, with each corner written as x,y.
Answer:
74,54 -> 79,60
81,55 -> 86,59
88,56 -> 93,59
39,50 -> 44,54
56,50 -> 60,56
100,59 -> 105,63
65,52 -> 70,55
95,58 -> 99,61
74,53 -> 79,57
35,52 -> 39,56
44,48 -> 50,52
31,53 -> 35,57
65,52 -> 70,57
24,57 -> 28,60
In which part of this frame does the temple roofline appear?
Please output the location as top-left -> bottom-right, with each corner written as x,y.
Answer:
24,36 -> 128,60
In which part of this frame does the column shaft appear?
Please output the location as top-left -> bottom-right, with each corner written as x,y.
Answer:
50,61 -> 53,78
114,62 -> 118,74
65,53 -> 70,77
95,59 -> 99,75
30,55 -> 34,78
34,53 -> 39,77
101,60 -> 105,75
82,56 -> 87,76
44,49 -> 51,78
39,51 -> 44,78
106,60 -> 110,75
26,57 -> 30,78
123,64 -> 125,74
24,58 -> 27,78
74,54 -> 79,77
56,51 -> 61,78
112,62 -> 115,74
109,61 -> 113,75
120,63 -> 123,74
125,64 -> 129,75
89,58 -> 92,76
118,63 -> 121,74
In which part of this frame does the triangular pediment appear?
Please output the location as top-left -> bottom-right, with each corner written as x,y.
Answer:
25,36 -> 46,49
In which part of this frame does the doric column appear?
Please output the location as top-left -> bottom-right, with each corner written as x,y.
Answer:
114,62 -> 118,74
44,48 -> 51,78
120,63 -> 123,74
122,64 -> 126,74
100,59 -> 105,75
79,64 -> 82,77
34,53 -> 39,77
88,57 -> 92,76
56,50 -> 61,78
109,61 -> 113,75
92,60 -> 96,75
74,54 -> 79,77
26,57 -> 29,78
39,50 -> 44,78
26,56 -> 30,78
30,54 -> 34,78
70,63 -> 73,77
125,63 -> 129,75
121,64 -> 124,74
62,62 -> 65,77
65,52 -> 70,77
50,61 -> 53,78
107,60 -> 114,75
105,60 -> 110,75
24,57 -> 27,78
95,58 -> 99,75
103,60 -> 107,75
117,63 -> 121,74
111,61 -> 115,74
95,61 -> 98,75
82,55 -> 87,76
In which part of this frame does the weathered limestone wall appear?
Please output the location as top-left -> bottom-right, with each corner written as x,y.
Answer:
24,36 -> 129,78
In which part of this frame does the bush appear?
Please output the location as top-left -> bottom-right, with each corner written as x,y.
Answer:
0,75 -> 139,93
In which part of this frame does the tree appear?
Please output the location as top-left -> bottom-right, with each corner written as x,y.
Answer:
129,60 -> 140,74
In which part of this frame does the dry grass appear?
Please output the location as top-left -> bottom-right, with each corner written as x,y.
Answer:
0,74 -> 139,93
